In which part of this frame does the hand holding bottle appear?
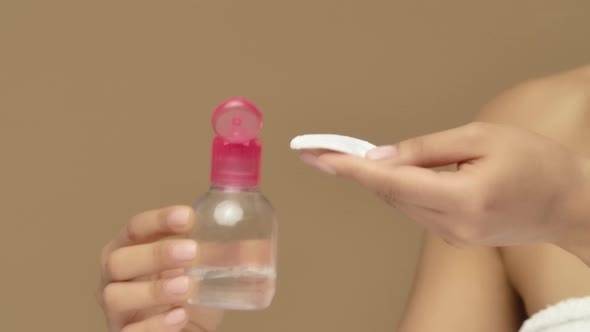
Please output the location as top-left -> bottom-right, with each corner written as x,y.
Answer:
97,98 -> 277,330
97,206 -> 224,332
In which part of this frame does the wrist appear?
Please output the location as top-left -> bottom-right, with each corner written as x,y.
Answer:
556,157 -> 590,266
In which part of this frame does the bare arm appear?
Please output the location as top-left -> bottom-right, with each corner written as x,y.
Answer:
297,65 -> 590,331
398,65 -> 590,330
476,65 -> 590,266
477,66 -> 590,315
397,233 -> 522,332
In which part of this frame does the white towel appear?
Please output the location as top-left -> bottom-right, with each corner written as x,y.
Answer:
519,297 -> 590,332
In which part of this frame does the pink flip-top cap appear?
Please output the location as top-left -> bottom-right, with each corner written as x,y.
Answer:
210,97 -> 263,187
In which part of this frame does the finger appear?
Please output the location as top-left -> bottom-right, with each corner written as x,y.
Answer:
160,268 -> 186,279
111,206 -> 195,251
103,276 -> 196,313
185,306 -> 225,332
101,207 -> 194,285
107,239 -> 197,281
365,122 -> 491,167
298,148 -> 336,155
315,152 -> 463,209
121,307 -> 188,332
299,149 -> 338,174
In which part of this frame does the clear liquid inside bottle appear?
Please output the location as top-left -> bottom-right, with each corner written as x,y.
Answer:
186,186 -> 277,310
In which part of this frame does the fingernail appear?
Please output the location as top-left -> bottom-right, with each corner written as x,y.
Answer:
300,152 -> 336,175
165,276 -> 190,295
168,207 -> 191,227
366,145 -> 397,160
171,241 -> 197,261
165,307 -> 187,326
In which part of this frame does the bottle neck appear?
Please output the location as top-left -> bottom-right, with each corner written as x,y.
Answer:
210,183 -> 259,192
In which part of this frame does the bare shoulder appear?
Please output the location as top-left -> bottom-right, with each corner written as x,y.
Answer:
476,64 -> 590,155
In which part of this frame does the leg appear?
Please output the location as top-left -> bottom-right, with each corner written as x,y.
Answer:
397,232 -> 524,332
500,244 -> 590,316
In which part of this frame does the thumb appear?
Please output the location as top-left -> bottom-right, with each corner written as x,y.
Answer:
366,122 -> 491,167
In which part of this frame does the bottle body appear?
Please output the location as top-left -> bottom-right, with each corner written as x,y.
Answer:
186,186 -> 277,310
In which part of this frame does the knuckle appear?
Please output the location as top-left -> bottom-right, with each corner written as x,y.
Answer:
126,217 -> 141,243
463,122 -> 490,142
154,241 -> 171,268
102,284 -> 121,311
469,190 -> 496,215
461,180 -> 497,215
452,185 -> 494,245
157,207 -> 174,229
151,279 -> 168,304
103,252 -> 117,280
377,185 -> 399,206
105,249 -> 125,280
399,136 -> 426,161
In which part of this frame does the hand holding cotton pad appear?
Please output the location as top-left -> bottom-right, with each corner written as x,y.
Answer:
290,134 -> 377,158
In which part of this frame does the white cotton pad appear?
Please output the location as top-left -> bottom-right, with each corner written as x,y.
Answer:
290,134 -> 377,158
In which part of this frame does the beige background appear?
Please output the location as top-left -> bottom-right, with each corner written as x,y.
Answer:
1,1 -> 590,331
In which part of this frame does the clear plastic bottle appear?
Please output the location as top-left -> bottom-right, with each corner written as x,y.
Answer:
186,97 -> 278,310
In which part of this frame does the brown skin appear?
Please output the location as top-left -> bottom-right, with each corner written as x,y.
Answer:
397,233 -> 525,332
97,206 -> 223,332
297,65 -> 590,331
98,66 -> 590,331
479,66 -> 590,316
301,66 -> 590,263
396,65 -> 590,331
